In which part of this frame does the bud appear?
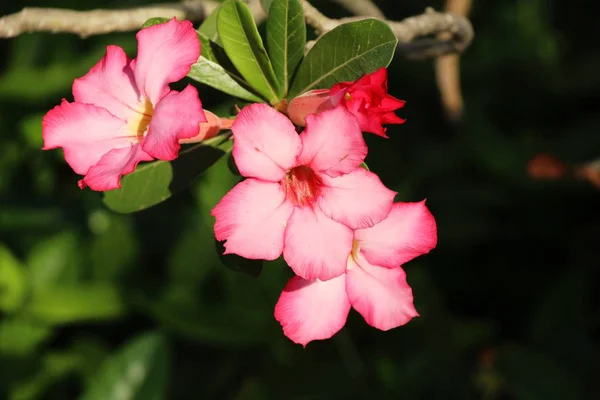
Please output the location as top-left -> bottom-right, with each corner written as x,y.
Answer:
179,110 -> 234,144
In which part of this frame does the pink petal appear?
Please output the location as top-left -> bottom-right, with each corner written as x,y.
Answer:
283,206 -> 353,281
355,201 -> 437,268
141,85 -> 205,160
275,275 -> 350,346
179,110 -> 223,144
212,179 -> 294,260
72,45 -> 141,121
318,168 -> 396,229
231,104 -> 302,182
42,100 -> 131,175
134,18 -> 200,104
297,107 -> 367,177
80,145 -> 153,191
287,89 -> 333,127
346,253 -> 418,331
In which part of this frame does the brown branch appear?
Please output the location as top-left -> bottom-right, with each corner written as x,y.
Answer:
303,2 -> 473,59
0,0 -> 265,39
435,0 -> 472,121
0,0 -> 473,60
330,0 -> 385,19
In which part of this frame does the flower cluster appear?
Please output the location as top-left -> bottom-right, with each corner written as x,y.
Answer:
42,18 -> 437,346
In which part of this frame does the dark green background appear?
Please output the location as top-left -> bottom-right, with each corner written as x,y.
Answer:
0,0 -> 598,399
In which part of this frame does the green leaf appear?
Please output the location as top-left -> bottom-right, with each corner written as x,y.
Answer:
215,239 -> 263,277
24,284 -> 125,324
217,0 -> 281,102
198,8 -> 220,43
80,332 -> 168,400
0,319 -> 52,356
188,34 -> 262,102
267,0 -> 306,95
0,244 -> 26,312
26,231 -> 82,292
141,17 -> 170,29
103,137 -> 232,214
288,19 -> 398,98
360,161 -> 370,171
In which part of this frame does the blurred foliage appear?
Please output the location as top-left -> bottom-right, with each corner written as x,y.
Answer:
0,0 -> 599,399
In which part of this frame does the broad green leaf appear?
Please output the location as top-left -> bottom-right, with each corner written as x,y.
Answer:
198,7 -> 220,43
0,319 -> 51,356
80,332 -> 168,400
0,244 -> 26,312
25,284 -> 125,324
217,0 -> 281,101
288,19 -> 398,98
11,352 -> 80,400
103,136 -> 232,214
26,231 -> 82,292
141,17 -> 170,29
188,34 -> 262,102
267,0 -> 306,95
215,239 -> 263,277
260,0 -> 274,12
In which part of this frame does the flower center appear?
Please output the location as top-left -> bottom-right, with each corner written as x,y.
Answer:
283,165 -> 323,207
127,98 -> 154,140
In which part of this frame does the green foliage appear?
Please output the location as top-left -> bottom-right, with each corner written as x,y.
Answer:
217,0 -> 282,102
103,137 -> 233,214
80,332 -> 168,400
288,19 -> 398,98
266,0 -> 306,96
0,244 -> 26,312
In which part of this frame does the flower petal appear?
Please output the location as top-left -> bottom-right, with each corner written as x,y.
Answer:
318,168 -> 396,229
72,45 -> 140,121
80,145 -> 153,191
275,275 -> 350,346
212,179 -> 294,260
232,104 -> 302,182
346,254 -> 418,331
287,89 -> 333,127
42,100 -> 131,175
297,107 -> 367,177
179,110 -> 222,144
355,201 -> 437,268
134,18 -> 200,104
283,206 -> 352,281
141,85 -> 205,160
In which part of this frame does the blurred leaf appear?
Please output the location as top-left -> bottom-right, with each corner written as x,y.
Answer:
89,212 -> 138,281
215,239 -> 264,277
141,17 -> 170,28
0,319 -> 51,356
217,0 -> 282,101
189,34 -> 263,102
103,137 -> 232,214
20,113 -> 44,149
0,244 -> 26,312
267,0 -> 306,95
288,19 -> 397,98
198,7 -> 220,43
11,352 -> 80,400
495,344 -> 584,400
26,231 -> 82,292
24,284 -> 125,324
80,332 -> 168,400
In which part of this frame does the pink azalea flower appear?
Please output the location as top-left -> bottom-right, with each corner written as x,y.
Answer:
42,18 -> 206,191
288,68 -> 406,137
211,104 -> 396,281
274,201 -> 438,346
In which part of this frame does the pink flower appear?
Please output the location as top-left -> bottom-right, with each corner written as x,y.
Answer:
274,201 -> 437,346
211,104 -> 396,281
42,18 -> 206,191
288,68 -> 406,137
